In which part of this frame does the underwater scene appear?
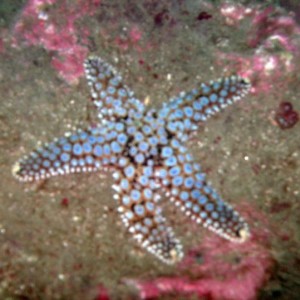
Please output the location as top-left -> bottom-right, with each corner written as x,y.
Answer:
0,0 -> 299,299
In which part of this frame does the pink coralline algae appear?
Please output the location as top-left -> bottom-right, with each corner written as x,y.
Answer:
274,102 -> 299,129
114,25 -> 148,53
94,284 -> 110,300
125,204 -> 274,300
13,0 -> 101,84
60,197 -> 69,207
115,26 -> 142,50
247,7 -> 300,51
220,3 -> 253,26
218,4 -> 300,95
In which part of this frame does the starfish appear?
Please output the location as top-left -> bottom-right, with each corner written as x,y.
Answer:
13,57 -> 251,264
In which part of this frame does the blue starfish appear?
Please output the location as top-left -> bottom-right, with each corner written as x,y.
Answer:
13,57 -> 251,264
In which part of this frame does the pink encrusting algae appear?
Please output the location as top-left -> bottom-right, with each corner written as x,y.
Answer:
114,24 -> 151,54
124,204 -> 274,300
13,0 -> 101,84
218,4 -> 300,95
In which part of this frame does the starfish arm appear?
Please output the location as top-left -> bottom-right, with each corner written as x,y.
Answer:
12,124 -> 127,182
156,146 -> 250,242
159,75 -> 251,136
112,165 -> 183,264
84,56 -> 145,123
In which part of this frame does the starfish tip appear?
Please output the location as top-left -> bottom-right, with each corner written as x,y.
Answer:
12,161 -> 21,178
238,227 -> 251,243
